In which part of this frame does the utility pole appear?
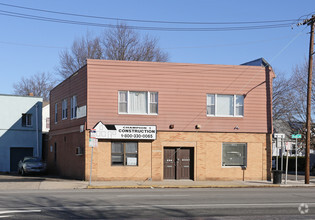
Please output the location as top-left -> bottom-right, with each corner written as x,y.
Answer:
298,15 -> 315,184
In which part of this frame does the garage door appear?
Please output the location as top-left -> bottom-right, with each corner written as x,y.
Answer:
10,147 -> 33,172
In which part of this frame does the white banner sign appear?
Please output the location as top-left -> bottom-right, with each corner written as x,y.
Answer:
93,122 -> 156,140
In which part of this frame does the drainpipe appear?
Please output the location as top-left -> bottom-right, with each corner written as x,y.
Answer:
36,103 -> 39,157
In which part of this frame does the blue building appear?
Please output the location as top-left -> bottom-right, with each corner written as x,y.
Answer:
0,94 -> 42,172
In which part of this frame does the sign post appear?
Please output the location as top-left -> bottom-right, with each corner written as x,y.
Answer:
89,129 -> 98,186
292,134 -> 302,181
285,144 -> 290,184
274,133 -> 285,171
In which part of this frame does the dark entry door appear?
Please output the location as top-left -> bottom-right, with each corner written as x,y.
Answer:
164,148 -> 176,179
164,147 -> 193,180
177,148 -> 191,179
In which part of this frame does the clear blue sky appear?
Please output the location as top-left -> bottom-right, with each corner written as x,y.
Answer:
0,0 -> 314,94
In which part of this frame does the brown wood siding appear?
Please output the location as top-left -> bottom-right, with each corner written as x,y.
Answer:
86,60 -> 273,133
50,66 -> 88,132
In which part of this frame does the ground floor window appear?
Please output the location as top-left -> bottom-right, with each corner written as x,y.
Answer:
222,143 -> 247,166
111,142 -> 138,166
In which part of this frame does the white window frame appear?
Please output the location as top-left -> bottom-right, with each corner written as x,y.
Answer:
62,99 -> 67,120
207,94 -> 244,117
222,142 -> 247,167
55,103 -> 58,124
70,96 -> 77,119
118,91 -> 158,115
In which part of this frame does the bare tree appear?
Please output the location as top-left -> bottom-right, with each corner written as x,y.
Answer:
13,72 -> 56,101
57,23 -> 169,79
272,71 -> 292,121
288,59 -> 315,122
272,59 -> 315,148
58,32 -> 103,79
272,59 -> 315,123
102,23 -> 168,62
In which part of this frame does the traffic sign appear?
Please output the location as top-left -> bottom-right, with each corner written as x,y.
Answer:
89,138 -> 98,147
291,134 -> 302,139
274,133 -> 285,139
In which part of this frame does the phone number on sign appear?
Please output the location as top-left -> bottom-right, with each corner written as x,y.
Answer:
120,133 -> 154,139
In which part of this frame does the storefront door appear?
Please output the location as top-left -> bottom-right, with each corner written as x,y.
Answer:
163,147 -> 193,180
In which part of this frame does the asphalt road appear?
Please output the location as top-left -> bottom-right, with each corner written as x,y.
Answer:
0,188 -> 314,219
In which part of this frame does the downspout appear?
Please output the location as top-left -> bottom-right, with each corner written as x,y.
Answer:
36,103 -> 39,157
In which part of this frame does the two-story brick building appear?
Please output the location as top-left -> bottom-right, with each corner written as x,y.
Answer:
48,59 -> 274,181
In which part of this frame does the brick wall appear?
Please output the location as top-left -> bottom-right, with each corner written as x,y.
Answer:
82,131 -> 271,181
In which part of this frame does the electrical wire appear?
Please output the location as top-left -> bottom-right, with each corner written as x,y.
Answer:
0,2 -> 301,25
0,9 -> 293,31
0,6 -> 298,32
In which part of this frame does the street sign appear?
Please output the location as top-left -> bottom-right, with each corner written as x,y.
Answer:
89,138 -> 98,147
291,134 -> 302,139
274,133 -> 285,139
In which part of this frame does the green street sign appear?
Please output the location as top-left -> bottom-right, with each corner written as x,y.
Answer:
291,134 -> 301,139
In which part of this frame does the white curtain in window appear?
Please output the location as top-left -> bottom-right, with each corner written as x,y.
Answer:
129,92 -> 147,113
217,95 -> 233,116
207,94 -> 215,115
149,92 -> 158,114
118,91 -> 127,113
235,95 -> 244,116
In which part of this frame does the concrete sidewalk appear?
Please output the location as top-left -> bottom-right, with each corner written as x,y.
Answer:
0,174 -> 315,190
87,178 -> 315,189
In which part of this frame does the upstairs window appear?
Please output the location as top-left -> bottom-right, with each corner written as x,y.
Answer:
207,94 -> 244,117
22,114 -> 32,127
55,103 -> 58,123
118,91 -> 158,115
62,99 -> 67,120
71,96 -> 77,119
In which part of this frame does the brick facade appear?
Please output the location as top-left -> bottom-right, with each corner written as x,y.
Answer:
48,59 -> 274,181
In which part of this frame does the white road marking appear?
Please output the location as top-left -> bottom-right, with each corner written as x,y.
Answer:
0,210 -> 41,214
0,216 -> 13,218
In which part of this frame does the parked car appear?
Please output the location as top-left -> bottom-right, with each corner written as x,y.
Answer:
18,157 -> 47,175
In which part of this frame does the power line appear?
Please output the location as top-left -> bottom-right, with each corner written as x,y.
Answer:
0,2 -> 301,25
0,9 -> 293,32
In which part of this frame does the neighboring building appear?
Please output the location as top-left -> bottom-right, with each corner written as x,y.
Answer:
47,59 -> 274,181
42,102 -> 50,162
0,94 -> 42,172
42,102 -> 50,133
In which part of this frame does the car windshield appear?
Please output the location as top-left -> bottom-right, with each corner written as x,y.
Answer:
24,158 -> 41,163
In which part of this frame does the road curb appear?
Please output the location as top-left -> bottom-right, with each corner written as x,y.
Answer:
87,184 -> 282,189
